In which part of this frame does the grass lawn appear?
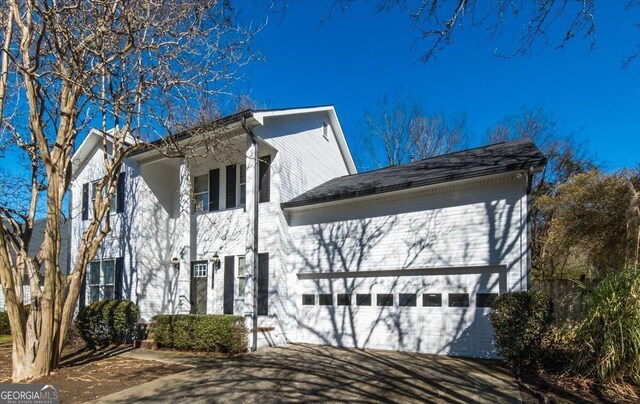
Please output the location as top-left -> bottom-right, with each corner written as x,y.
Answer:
0,338 -> 189,402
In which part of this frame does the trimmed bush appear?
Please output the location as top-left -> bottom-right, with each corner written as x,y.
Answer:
76,299 -> 140,348
0,311 -> 9,335
575,267 -> 640,384
153,314 -> 247,354
490,291 -> 553,374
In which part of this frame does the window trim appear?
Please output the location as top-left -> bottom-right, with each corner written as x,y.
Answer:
193,173 -> 209,213
89,258 -> 116,304
237,256 -> 246,297
238,164 -> 247,206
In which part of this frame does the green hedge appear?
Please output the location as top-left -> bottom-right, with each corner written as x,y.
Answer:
76,300 -> 139,348
0,311 -> 9,335
490,291 -> 553,374
152,314 -> 247,354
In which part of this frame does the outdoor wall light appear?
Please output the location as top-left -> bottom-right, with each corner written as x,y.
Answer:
211,252 -> 221,271
171,257 -> 180,271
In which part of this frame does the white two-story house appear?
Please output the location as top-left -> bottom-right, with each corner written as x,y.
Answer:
69,105 -> 546,357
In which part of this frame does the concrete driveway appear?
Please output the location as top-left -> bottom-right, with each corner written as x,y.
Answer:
95,344 -> 521,403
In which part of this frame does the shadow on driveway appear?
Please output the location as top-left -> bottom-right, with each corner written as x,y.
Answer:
95,344 -> 521,403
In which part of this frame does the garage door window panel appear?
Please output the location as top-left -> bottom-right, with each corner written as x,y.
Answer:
449,293 -> 470,307
399,294 -> 417,307
302,294 -> 315,305
377,294 -> 394,307
423,293 -> 442,307
356,294 -> 371,306
319,294 -> 332,306
477,293 -> 499,308
337,294 -> 351,306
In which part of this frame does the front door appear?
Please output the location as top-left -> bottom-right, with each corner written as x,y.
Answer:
191,261 -> 208,314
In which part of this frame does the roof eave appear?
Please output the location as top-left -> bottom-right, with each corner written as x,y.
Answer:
281,160 -> 546,210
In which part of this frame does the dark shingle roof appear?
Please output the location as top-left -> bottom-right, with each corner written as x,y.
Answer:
281,139 -> 546,209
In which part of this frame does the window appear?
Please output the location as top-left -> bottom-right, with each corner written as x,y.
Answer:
193,262 -> 208,278
89,259 -> 116,304
82,174 -> 124,220
318,294 -> 332,306
377,294 -> 393,307
423,293 -> 442,307
302,294 -> 315,306
193,174 -> 209,212
337,294 -> 351,306
477,293 -> 499,308
399,294 -> 417,307
356,294 -> 372,306
449,293 -> 470,307
239,164 -> 246,205
237,256 -> 246,296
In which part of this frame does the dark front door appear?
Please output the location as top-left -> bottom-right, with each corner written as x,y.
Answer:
191,261 -> 208,314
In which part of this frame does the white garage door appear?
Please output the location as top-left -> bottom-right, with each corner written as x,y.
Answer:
294,267 -> 505,358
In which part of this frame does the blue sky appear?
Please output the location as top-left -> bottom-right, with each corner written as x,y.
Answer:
238,1 -> 640,171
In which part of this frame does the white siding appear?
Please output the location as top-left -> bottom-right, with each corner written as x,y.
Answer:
254,112 -> 351,202
282,173 -> 529,357
67,112 -> 533,357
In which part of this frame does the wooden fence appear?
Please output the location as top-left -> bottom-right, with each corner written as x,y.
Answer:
531,279 -> 583,323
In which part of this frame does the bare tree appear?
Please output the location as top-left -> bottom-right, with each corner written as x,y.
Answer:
487,107 -> 597,279
362,95 -> 465,169
0,0 -> 259,381
330,1 -> 640,66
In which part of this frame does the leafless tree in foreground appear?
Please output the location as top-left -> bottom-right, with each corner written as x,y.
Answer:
361,95 -> 465,169
0,0 -> 259,381
329,1 -> 640,66
486,107 -> 599,279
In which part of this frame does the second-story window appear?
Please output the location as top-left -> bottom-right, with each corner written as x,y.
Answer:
90,181 -> 98,218
239,164 -> 247,205
193,174 -> 209,212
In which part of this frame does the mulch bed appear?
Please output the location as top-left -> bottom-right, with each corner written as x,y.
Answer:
0,338 -> 189,403
517,368 -> 640,403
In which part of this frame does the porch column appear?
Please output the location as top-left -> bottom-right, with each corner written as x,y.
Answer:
245,135 -> 259,350
177,158 -> 192,314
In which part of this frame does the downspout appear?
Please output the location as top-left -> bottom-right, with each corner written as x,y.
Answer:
241,115 -> 259,352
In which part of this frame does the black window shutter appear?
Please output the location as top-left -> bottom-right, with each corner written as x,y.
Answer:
82,183 -> 89,220
223,256 -> 235,314
115,257 -> 124,300
225,164 -> 236,209
79,270 -> 87,309
257,253 -> 269,316
116,173 -> 125,213
259,156 -> 271,203
209,169 -> 220,211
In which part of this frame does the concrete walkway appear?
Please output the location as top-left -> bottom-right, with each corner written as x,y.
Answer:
94,344 -> 521,403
